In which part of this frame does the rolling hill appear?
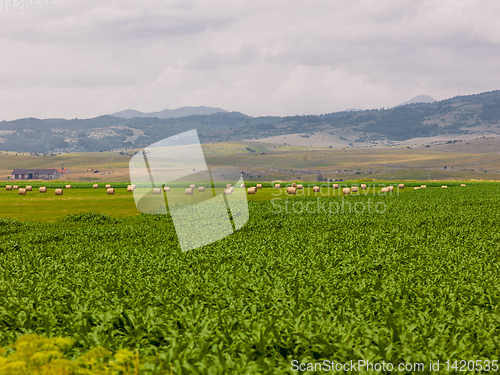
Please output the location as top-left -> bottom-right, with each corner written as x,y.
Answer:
111,106 -> 228,119
0,90 -> 499,153
397,95 -> 436,106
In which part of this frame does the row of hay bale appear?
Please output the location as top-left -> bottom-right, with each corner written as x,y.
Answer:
4,181 -> 466,197
183,184 -> 236,195
275,183 -> 304,189
250,183 -> 408,196
6,185 -> 48,194
6,185 -> 37,191
123,183 -> 244,195
6,183 -> 118,196
125,183 -> 455,195
414,184 -> 467,190
91,184 -> 113,189
97,182 -> 415,196
6,185 -> 33,191
127,183 -> 254,195
273,183 -> 405,191
246,184 -> 258,194
16,186 -> 55,195
6,184 -> 72,190
286,184 -> 404,195
9,183 -> 142,194
247,183 -> 262,195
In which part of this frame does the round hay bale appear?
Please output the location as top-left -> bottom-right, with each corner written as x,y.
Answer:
25,185 -> 32,191
153,188 -> 161,194
164,187 -> 170,192
55,189 -> 63,195
13,185 -> 19,190
342,188 -> 351,195
127,185 -> 134,192
286,187 -> 297,195
18,188 -> 26,195
185,188 -> 194,195
107,188 -> 115,195
297,184 -> 303,189
388,186 -> 394,192
361,184 -> 367,189
190,184 -> 196,189
39,187 -> 47,193
240,184 -> 246,188
65,185 -> 71,189
131,184 -> 136,189
256,184 -> 263,189
247,187 -> 257,194
398,184 -> 405,189
460,184 -> 466,187
333,184 -> 339,189
274,184 -> 281,189
224,188 -> 233,195
291,183 -> 297,188
198,186 -> 205,192
421,185 -> 426,188
441,185 -> 447,188
93,184 -> 99,189
414,187 -> 420,190
313,186 -> 320,192
351,186 -> 358,193
381,187 -> 388,193
105,184 -> 111,189
6,185 -> 12,190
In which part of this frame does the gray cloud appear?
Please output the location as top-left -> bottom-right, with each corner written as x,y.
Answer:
0,0 -> 499,120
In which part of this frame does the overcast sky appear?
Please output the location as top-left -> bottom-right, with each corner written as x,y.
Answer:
0,0 -> 499,120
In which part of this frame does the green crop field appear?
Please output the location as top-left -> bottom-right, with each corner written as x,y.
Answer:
1,183 -> 500,373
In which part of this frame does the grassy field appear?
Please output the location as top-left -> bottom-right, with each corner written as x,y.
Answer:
0,181 -> 473,222
0,151 -> 133,182
2,139 -> 499,183
0,187 -> 137,222
1,183 -> 500,373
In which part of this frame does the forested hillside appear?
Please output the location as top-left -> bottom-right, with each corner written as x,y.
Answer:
1,90 -> 499,153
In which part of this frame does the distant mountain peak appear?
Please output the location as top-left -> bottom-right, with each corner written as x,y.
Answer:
398,95 -> 436,107
111,106 -> 228,119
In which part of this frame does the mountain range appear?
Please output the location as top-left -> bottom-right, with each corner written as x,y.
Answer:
397,95 -> 436,106
0,91 -> 499,153
111,106 -> 227,119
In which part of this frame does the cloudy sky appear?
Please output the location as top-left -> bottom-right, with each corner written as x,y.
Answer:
0,0 -> 499,120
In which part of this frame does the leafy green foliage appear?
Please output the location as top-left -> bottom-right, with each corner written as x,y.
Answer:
61,213 -> 118,225
1,185 -> 500,373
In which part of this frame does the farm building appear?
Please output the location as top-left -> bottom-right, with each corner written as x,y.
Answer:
11,169 -> 61,180
57,167 -> 70,176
